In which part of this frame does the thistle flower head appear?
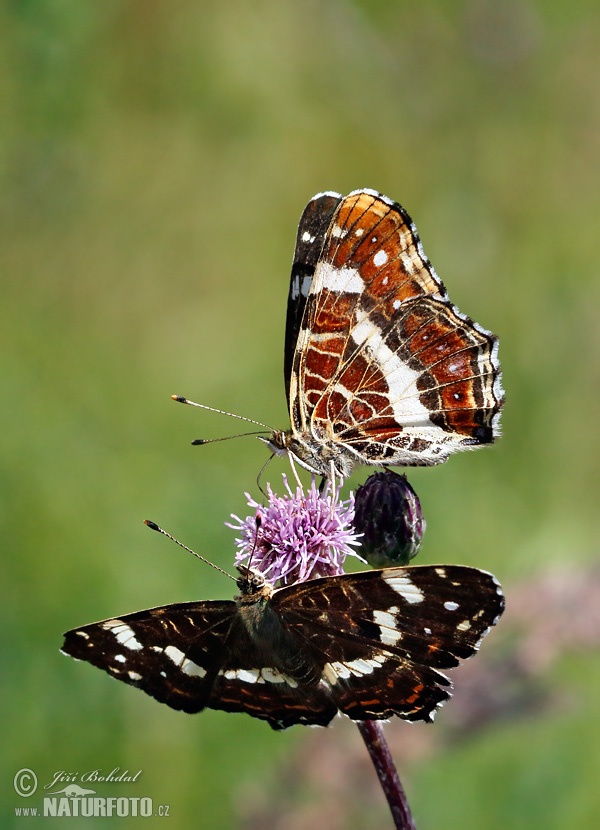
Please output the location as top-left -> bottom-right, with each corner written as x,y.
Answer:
228,476 -> 363,586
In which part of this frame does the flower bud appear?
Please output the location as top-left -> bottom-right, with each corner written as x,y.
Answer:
354,472 -> 425,567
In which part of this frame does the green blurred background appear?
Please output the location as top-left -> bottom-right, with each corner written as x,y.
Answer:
2,1 -> 599,827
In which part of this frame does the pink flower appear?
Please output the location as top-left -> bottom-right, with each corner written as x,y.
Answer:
228,476 -> 363,586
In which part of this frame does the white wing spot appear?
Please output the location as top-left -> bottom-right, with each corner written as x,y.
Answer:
227,668 -> 259,683
331,225 -> 348,239
373,610 -> 402,645
114,654 -> 126,664
164,645 -> 186,664
225,668 -> 258,683
101,620 -> 144,651
392,299 -> 401,310
128,671 -> 142,681
260,668 -> 299,688
318,262 -> 365,294
162,645 -> 207,677
424,627 -> 432,635
444,601 -> 459,612
435,568 -> 447,578
384,573 -> 425,604
301,231 -> 315,243
322,663 -> 339,684
373,250 -> 388,267
290,273 -> 312,300
457,620 -> 472,631
75,630 -> 90,639
181,658 -> 206,677
355,227 -> 364,236
220,667 -> 298,687
323,655 -> 387,685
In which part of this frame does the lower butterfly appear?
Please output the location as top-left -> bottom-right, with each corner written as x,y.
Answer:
62,549 -> 504,730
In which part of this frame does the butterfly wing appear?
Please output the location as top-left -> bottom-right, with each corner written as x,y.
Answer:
62,601 -> 237,714
290,189 -> 503,467
272,565 -> 504,722
205,662 -> 338,730
285,191 -> 342,407
62,599 -> 338,729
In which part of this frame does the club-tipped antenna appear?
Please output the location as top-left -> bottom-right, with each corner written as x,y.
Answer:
191,432 -> 268,446
172,395 -> 273,431
144,519 -> 236,582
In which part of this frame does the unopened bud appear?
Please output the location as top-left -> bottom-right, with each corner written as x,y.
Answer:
354,472 -> 425,567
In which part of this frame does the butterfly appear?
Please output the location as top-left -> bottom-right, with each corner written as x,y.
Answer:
263,189 -> 504,478
62,560 -> 504,730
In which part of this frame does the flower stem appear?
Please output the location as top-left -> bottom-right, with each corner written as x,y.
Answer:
356,720 -> 416,830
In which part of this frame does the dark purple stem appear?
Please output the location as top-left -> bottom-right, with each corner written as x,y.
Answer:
356,720 -> 416,830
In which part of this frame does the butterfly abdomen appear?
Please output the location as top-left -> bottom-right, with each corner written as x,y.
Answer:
237,595 -> 322,686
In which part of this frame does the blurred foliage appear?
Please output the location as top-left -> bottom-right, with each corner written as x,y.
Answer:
2,1 -> 599,827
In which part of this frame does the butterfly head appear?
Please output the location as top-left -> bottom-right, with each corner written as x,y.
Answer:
261,430 -> 355,479
235,565 -> 271,597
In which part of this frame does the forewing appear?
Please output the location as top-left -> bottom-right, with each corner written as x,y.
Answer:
61,601 -> 236,714
272,565 -> 504,723
285,191 -> 342,407
291,189 -> 503,465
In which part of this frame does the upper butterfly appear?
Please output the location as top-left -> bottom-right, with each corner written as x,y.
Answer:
265,189 -> 504,478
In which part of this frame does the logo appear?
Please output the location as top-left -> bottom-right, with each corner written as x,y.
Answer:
61,564 -> 504,730
266,189 -> 504,477
13,768 -> 170,819
47,784 -> 96,797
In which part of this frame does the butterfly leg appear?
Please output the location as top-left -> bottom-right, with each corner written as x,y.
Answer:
288,452 -> 304,489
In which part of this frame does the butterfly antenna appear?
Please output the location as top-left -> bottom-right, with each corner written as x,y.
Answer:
172,395 -> 273,431
256,452 -> 275,498
245,515 -> 262,578
144,520 -> 236,583
191,432 -> 268,446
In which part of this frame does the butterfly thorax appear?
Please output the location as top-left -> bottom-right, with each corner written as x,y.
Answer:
265,429 -> 355,478
235,567 -> 277,642
235,566 -> 322,685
